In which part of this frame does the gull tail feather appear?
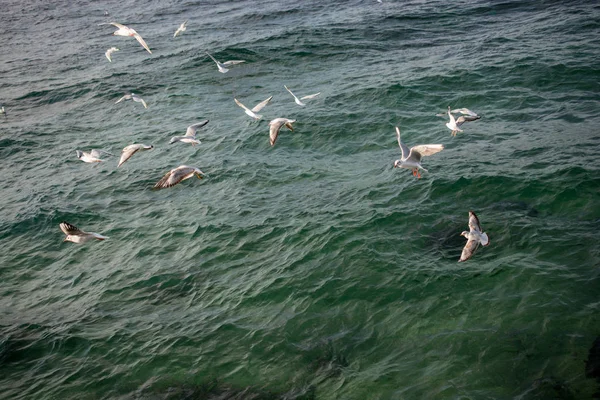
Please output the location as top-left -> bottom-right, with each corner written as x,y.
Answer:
480,233 -> 489,246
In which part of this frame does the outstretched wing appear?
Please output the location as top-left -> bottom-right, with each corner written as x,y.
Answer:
468,211 -> 482,232
459,238 -> 479,262
300,92 -> 320,100
118,145 -> 140,167
395,127 -> 410,160
133,33 -> 152,54
186,120 -> 209,136
251,96 -> 273,112
109,22 -> 128,30
60,222 -> 85,236
222,60 -> 245,66
410,144 -> 444,157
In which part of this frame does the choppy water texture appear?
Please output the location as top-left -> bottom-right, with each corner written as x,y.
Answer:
1,0 -> 600,398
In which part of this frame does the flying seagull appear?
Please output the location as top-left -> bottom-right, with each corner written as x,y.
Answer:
118,144 -> 153,167
107,22 -> 152,54
115,93 -> 147,108
0,106 -> 6,119
105,47 -> 119,62
436,108 -> 480,118
268,118 -> 296,146
205,52 -> 245,73
284,85 -> 320,106
154,165 -> 206,189
60,221 -> 109,243
174,20 -> 188,37
444,107 -> 481,136
234,96 -> 273,120
459,211 -> 490,262
76,149 -> 113,163
169,120 -> 209,146
393,126 -> 444,178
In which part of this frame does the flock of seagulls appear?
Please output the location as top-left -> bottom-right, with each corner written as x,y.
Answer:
2,19 -> 488,261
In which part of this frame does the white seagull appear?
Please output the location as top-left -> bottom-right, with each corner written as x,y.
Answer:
0,106 -> 6,119
284,85 -> 320,106
445,106 -> 463,136
174,20 -> 188,37
118,144 -> 153,167
443,107 -> 481,136
108,22 -> 152,54
234,96 -> 273,120
205,52 -> 245,73
459,211 -> 490,262
393,126 -> 444,178
154,165 -> 206,189
60,221 -> 109,243
268,118 -> 296,146
105,47 -> 119,62
169,120 -> 209,146
76,149 -> 113,163
115,93 -> 148,108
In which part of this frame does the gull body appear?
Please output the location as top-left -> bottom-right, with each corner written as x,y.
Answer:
154,165 -> 206,189
445,106 -> 463,136
234,96 -> 273,120
109,22 -> 152,54
284,85 -> 320,106
170,120 -> 209,146
174,20 -> 187,37
459,211 -> 490,262
118,144 -> 153,167
268,118 -> 296,146
205,52 -> 245,73
60,221 -> 109,243
393,126 -> 444,178
105,47 -> 119,62
76,149 -> 112,163
115,93 -> 147,108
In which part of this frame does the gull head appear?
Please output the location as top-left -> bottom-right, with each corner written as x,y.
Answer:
393,159 -> 402,168
169,137 -> 179,144
460,231 -> 469,238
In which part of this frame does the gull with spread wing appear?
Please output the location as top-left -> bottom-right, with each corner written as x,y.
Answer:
459,211 -> 490,262
174,20 -> 187,37
205,52 -> 245,73
105,47 -> 119,62
393,127 -> 444,178
268,118 -> 296,146
284,85 -> 320,106
234,96 -> 272,120
107,22 -> 152,54
76,149 -> 113,163
60,222 -> 109,243
118,144 -> 153,167
154,166 -> 206,189
169,120 -> 209,146
115,93 -> 147,108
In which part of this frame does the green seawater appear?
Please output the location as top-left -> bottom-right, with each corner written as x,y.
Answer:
0,1 -> 599,399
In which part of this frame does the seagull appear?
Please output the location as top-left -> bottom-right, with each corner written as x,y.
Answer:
76,149 -> 113,163
108,22 -> 152,54
105,47 -> 119,62
436,108 -> 480,118
118,144 -> 153,167
205,52 -> 245,73
393,126 -> 444,178
234,96 -> 273,120
174,20 -> 188,37
445,106 -> 464,136
169,120 -> 209,146
284,85 -> 320,106
154,165 -> 206,189
459,211 -> 490,262
60,221 -> 109,243
115,93 -> 147,108
0,106 -> 6,119
268,118 -> 296,146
